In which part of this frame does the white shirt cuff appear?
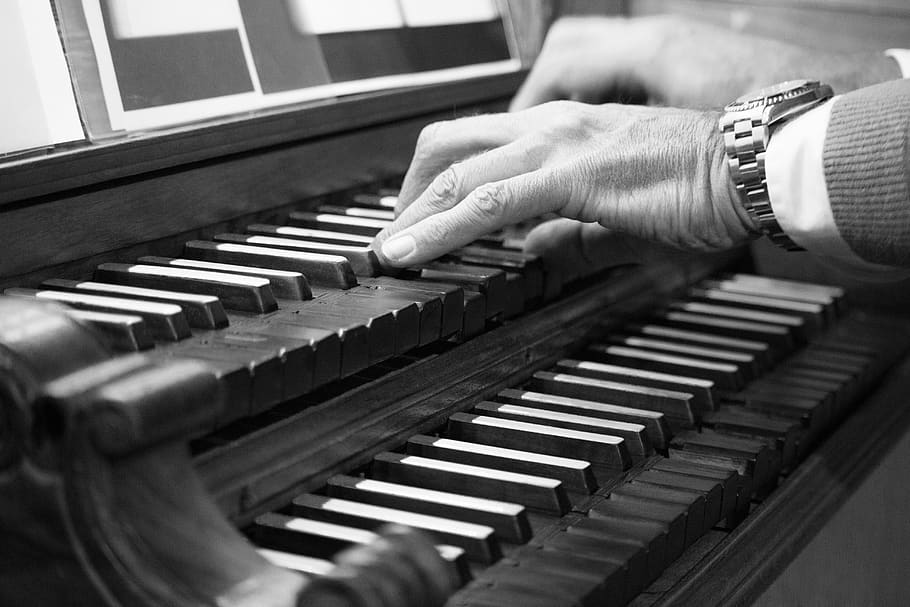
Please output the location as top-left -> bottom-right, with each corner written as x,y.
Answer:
765,97 -> 910,281
885,49 -> 910,78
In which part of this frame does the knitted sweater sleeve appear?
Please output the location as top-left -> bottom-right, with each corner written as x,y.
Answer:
823,79 -> 910,266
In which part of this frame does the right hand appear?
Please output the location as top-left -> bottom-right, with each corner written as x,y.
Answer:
510,15 -> 900,111
373,100 -> 753,270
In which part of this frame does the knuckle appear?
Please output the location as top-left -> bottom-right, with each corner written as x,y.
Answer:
539,102 -> 598,139
469,182 -> 510,220
427,165 -> 462,207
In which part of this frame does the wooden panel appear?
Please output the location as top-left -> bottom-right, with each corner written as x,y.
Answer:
753,424 -> 910,606
629,0 -> 910,51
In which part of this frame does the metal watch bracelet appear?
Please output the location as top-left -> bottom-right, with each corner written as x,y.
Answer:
722,115 -> 804,251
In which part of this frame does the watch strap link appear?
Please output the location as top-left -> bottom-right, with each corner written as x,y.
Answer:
723,116 -> 805,251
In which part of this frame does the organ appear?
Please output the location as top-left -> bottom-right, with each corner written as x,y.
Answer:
3,2 -> 910,606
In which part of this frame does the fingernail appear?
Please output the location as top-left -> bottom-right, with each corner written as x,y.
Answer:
381,234 -> 417,263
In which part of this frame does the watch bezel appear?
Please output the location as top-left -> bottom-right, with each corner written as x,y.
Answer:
723,79 -> 829,115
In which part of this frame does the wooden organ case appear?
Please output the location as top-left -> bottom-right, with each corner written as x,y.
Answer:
3,3 -> 910,607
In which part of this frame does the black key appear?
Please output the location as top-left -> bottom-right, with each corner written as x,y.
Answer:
739,391 -> 825,445
350,193 -> 397,210
250,514 -> 470,585
567,516 -> 667,585
702,408 -> 801,472
589,499 -> 688,561
516,545 -> 625,607
554,359 -> 715,414
472,560 -> 606,607
354,280 -> 443,346
288,211 -> 388,236
326,475 -> 531,543
406,435 -> 598,495
417,263 -> 507,319
726,273 -> 846,315
137,256 -> 311,300
287,493 -> 501,563
628,323 -> 775,368
249,512 -> 379,559
502,273 -> 525,319
656,310 -> 793,353
317,204 -> 395,221
311,287 -> 420,354
184,240 -> 357,289
186,330 -> 313,401
449,246 -> 545,304
360,276 -> 463,338
609,483 -> 706,545
371,451 -> 570,516
668,301 -> 806,342
706,277 -> 839,323
473,401 -> 651,457
545,531 -> 647,602
649,459 -> 745,524
632,470 -> 723,530
460,291 -> 486,339
741,381 -> 833,429
97,261 -> 280,312
496,388 -> 671,451
670,429 -> 777,499
247,223 -> 371,247
225,318 -> 339,389
688,286 -> 826,333
282,298 -> 396,372
606,334 -> 759,381
587,344 -> 745,391
215,233 -> 381,277
447,412 -> 631,471
5,288 -> 191,342
44,278 -> 228,329
528,371 -> 697,427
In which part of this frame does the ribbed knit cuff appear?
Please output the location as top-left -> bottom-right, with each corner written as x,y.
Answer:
823,79 -> 910,266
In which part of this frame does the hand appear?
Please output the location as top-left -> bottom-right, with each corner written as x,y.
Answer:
372,100 -> 755,269
510,15 -> 901,111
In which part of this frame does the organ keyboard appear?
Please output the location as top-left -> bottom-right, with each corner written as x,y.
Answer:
3,73 -> 910,607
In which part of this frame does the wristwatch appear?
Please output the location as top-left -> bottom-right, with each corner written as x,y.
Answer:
720,79 -> 833,251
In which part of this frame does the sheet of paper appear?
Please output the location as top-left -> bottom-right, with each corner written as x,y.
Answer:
0,0 -> 83,155
105,0 -> 243,38
399,0 -> 499,26
287,0 -> 403,34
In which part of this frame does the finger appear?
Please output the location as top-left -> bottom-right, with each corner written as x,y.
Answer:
377,139 -> 545,250
397,114 -> 527,215
377,170 -> 568,268
522,219 -> 681,282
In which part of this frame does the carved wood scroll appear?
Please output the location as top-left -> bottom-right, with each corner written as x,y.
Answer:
0,298 -> 454,607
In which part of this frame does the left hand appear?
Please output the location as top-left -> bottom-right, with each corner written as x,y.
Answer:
372,100 -> 754,269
